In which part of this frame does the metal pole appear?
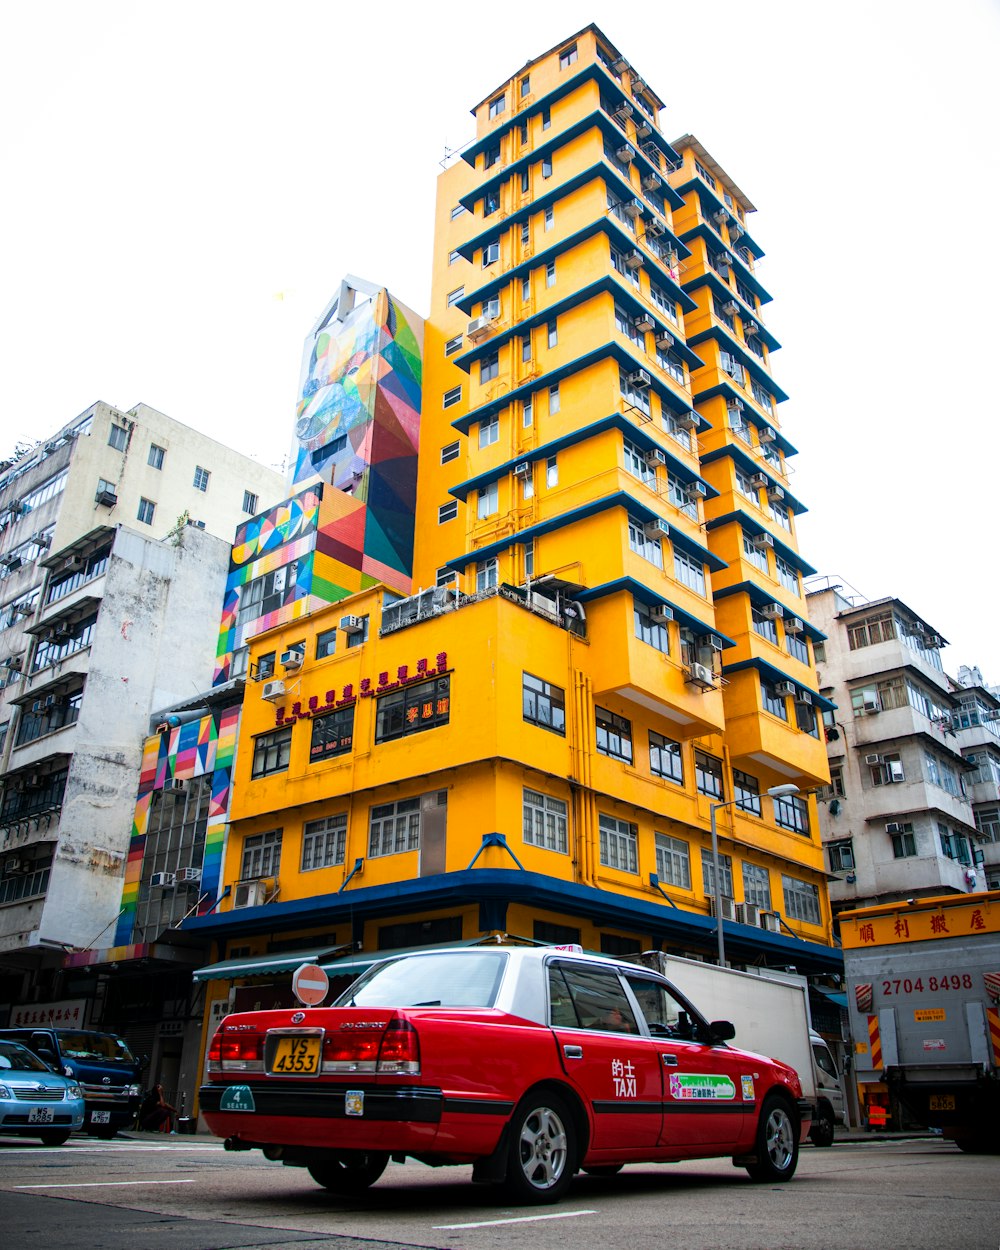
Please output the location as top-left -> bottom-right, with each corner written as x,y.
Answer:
710,801 -> 727,968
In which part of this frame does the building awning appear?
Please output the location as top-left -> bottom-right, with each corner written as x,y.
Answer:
320,939 -> 485,981
192,946 -> 349,983
813,987 -> 848,1009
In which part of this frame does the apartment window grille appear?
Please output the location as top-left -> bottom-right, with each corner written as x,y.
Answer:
241,829 -> 281,880
369,797 -> 421,857
599,814 -> 637,872
655,833 -> 691,889
701,847 -> 733,897
649,730 -> 683,782
596,706 -> 633,763
742,862 -> 772,910
301,815 -> 347,870
782,874 -> 821,924
523,789 -> 568,853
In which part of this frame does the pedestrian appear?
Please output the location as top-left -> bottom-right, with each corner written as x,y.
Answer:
139,1083 -> 177,1133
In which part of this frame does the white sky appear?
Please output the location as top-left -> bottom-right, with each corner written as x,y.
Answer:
2,1 -> 998,678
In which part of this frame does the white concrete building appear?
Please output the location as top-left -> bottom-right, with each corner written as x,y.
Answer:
806,581 -> 983,912
949,665 -> 1000,891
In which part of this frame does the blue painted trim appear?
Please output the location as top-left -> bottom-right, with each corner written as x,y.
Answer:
680,269 -> 780,352
721,655 -> 836,712
700,443 -> 807,515
686,325 -> 790,405
703,511 -> 817,576
575,575 -> 736,645
672,176 -> 766,260
467,832 -> 525,871
713,580 -> 827,643
678,221 -> 772,305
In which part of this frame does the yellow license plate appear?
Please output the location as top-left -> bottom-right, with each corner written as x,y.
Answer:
271,1035 -> 321,1075
929,1094 -> 955,1111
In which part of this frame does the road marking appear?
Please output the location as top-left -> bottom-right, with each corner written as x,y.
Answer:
434,1209 -> 597,1229
0,1144 -> 220,1155
16,1179 -> 197,1190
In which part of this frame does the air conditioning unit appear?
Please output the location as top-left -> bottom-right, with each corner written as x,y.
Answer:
642,171 -> 662,192
616,143 -> 636,163
759,426 -> 777,444
655,331 -> 675,350
766,484 -> 785,503
727,397 -> 744,412
150,872 -> 176,889
340,615 -> 365,633
713,209 -> 730,225
261,679 -> 286,702
66,555 -> 85,570
628,369 -> 651,389
632,77 -> 646,93
650,603 -> 674,624
686,661 -> 716,690
644,448 -> 666,468
33,533 -> 51,549
53,625 -> 71,640
466,315 -> 495,342
761,912 -> 781,933
723,301 -> 739,316
685,480 -> 708,499
745,320 -> 760,337
513,461 -> 530,477
794,690 -> 813,706
925,634 -> 943,648
166,778 -> 187,794
736,902 -> 762,927
95,488 -> 118,507
281,647 -> 304,670
613,100 -> 633,118
750,472 -> 769,488
885,822 -> 904,835
0,554 -> 22,571
635,119 -> 652,139
5,655 -> 23,671
863,698 -> 880,714
709,896 -> 737,921
233,880 -> 268,909
715,252 -> 733,268
624,197 -> 645,219
13,602 -> 33,616
676,411 -> 699,431
761,601 -> 783,618
31,699 -> 44,714
624,249 -> 644,269
647,217 -> 666,237
701,633 -> 725,652
784,617 -> 804,634
177,867 -> 201,884
752,533 -> 775,551
774,681 -> 797,697
643,519 -> 670,540
865,754 -> 883,766
634,313 -> 655,332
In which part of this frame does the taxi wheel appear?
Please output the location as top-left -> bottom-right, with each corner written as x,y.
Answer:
39,1131 -> 72,1146
504,1091 -> 576,1204
746,1095 -> 799,1183
307,1151 -> 389,1193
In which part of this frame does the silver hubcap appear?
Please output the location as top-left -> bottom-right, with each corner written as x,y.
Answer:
764,1107 -> 794,1171
519,1106 -> 568,1189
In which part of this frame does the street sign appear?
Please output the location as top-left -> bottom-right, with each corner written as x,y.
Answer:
292,962 -> 330,1006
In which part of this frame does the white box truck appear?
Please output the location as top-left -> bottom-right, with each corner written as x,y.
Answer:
632,951 -> 846,1145
840,891 -> 1000,1152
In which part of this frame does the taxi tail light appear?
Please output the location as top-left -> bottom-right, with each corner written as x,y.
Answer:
322,1032 -> 381,1065
377,1018 -> 420,1074
207,1029 -> 264,1072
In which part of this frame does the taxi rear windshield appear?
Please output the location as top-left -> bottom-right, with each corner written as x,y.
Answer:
336,951 -> 508,1008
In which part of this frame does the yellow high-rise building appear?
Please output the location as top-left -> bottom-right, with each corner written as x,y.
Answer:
187,26 -> 838,1011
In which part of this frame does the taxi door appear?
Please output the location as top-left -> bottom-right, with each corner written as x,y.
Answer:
622,971 -> 748,1150
547,960 -> 663,1150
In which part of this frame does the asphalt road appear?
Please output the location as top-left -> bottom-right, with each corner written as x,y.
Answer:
0,1133 -> 997,1250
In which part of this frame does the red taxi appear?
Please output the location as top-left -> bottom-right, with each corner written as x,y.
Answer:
199,946 -> 809,1203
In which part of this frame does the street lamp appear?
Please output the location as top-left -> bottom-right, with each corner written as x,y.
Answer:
709,782 -> 801,967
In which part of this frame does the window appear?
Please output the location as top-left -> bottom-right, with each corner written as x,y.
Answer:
619,365 -> 651,415
596,706 -> 633,763
546,455 -> 558,487
761,679 -> 789,721
655,833 -> 691,889
628,515 -> 663,569
251,727 -> 292,778
782,874 -> 821,924
870,752 -> 904,786
559,43 -> 578,68
522,672 -> 566,734
787,632 -> 809,664
477,482 -> 498,519
545,259 -> 556,286
316,628 -> 337,660
438,500 -> 458,523
701,848 -> 733,898
256,651 -> 276,680
623,436 -> 656,486
547,319 -> 558,348
450,204 -> 466,220
484,189 -> 500,215
436,567 -> 457,588
446,287 -> 464,307
301,814 -> 347,870
369,796 -> 421,857
520,76 -> 530,97
523,789 -> 568,853
375,674 -> 450,743
345,615 -> 369,647
751,605 -> 778,644
443,386 -> 462,409
521,170 -> 530,195
599,814 -> 637,872
695,750 -> 724,799
673,548 -> 706,596
309,706 -> 354,761
441,441 -> 460,464
774,792 -> 809,835
775,554 -> 800,594
242,490 -> 258,514
649,731 -> 683,783
482,240 -> 500,266
108,423 -> 129,451
476,557 -> 498,592
742,862 -> 772,910
137,497 -> 155,525
148,444 -> 165,469
542,107 -> 551,130
445,334 -> 463,356
480,352 -> 499,383
549,383 -> 560,414
488,94 -> 506,119
521,274 -> 531,301
241,829 -> 281,880
192,465 -> 210,492
545,206 -> 554,231
448,249 -> 461,265
634,599 -> 669,654
523,394 -> 533,426
890,825 -> 916,857
827,840 -> 855,872
734,769 -> 761,815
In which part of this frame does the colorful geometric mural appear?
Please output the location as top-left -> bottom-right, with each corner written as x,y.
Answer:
290,282 -> 423,594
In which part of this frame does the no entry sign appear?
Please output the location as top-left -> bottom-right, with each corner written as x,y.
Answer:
292,962 -> 330,1006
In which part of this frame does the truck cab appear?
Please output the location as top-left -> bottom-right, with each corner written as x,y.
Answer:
809,1031 -> 846,1146
0,1028 -> 142,1138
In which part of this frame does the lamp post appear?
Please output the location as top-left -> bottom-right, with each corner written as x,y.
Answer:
709,782 -> 801,968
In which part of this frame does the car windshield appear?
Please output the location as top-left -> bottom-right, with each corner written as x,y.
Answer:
57,1032 -> 136,1063
335,951 -> 509,1008
0,1041 -> 55,1073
